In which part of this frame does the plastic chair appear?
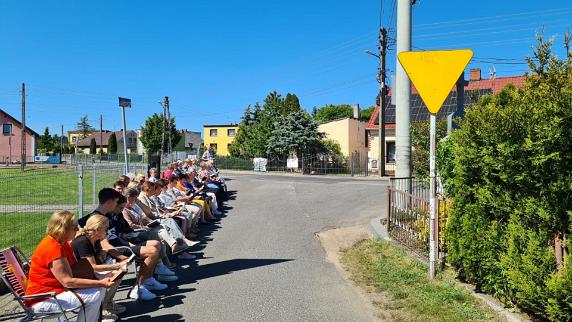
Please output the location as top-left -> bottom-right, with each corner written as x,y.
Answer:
0,246 -> 79,321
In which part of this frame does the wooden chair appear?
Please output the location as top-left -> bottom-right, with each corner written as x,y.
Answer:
0,246 -> 79,321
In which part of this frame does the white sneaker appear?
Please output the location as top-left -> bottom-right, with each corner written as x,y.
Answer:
154,263 -> 175,276
129,285 -> 157,301
101,310 -> 118,321
157,274 -> 178,282
143,277 -> 168,290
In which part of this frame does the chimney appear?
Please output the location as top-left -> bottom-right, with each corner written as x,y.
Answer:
469,68 -> 481,81
353,104 -> 360,119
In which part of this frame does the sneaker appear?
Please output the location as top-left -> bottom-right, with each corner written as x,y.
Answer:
154,263 -> 175,276
177,252 -> 196,260
171,243 -> 190,255
143,277 -> 168,291
102,309 -> 118,321
185,240 -> 200,248
157,274 -> 179,282
105,302 -> 126,315
129,285 -> 157,301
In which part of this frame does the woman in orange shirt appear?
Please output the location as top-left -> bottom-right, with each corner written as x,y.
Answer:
25,211 -> 114,322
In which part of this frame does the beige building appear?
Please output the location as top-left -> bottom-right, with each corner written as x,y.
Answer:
318,117 -> 368,157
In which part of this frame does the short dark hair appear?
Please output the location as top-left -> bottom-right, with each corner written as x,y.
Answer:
113,180 -> 125,188
98,188 -> 121,204
127,188 -> 140,198
168,175 -> 179,183
117,195 -> 127,205
142,181 -> 155,192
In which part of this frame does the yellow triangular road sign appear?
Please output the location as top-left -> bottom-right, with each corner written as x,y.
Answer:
398,49 -> 473,114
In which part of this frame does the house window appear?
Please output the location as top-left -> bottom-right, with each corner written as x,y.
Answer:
72,137 -> 78,143
210,129 -> 218,137
227,129 -> 236,137
227,143 -> 232,151
386,141 -> 396,163
2,123 -> 12,135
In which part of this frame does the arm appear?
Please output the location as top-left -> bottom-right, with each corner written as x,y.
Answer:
49,257 -> 113,289
122,208 -> 147,230
136,199 -> 157,220
100,238 -> 129,261
81,255 -> 128,272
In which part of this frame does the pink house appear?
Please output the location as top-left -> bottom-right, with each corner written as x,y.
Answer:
0,109 -> 40,163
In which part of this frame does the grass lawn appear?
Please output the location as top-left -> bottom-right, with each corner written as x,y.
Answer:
0,166 -> 127,205
0,212 -> 53,256
340,239 -> 501,322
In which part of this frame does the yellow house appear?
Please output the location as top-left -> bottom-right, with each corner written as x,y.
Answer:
203,124 -> 239,156
318,117 -> 368,157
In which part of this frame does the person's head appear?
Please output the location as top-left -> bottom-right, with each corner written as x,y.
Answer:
126,188 -> 140,208
127,181 -> 139,191
149,167 -> 158,178
114,195 -> 127,214
136,173 -> 146,182
168,174 -> 179,186
157,179 -> 168,192
78,214 -> 109,241
207,145 -> 212,152
142,181 -> 155,195
113,180 -> 126,194
119,175 -> 130,186
46,210 -> 78,243
98,188 -> 122,213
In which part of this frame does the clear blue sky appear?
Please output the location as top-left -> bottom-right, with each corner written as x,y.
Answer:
1,1 -> 571,136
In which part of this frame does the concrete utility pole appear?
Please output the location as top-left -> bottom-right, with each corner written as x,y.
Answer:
395,0 -> 412,178
160,97 -> 167,161
21,83 -> 26,171
379,28 -> 388,177
165,96 -> 172,155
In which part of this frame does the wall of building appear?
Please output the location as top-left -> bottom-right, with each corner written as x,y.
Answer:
203,126 -> 238,156
318,118 -> 368,157
367,128 -> 396,172
0,115 -> 37,163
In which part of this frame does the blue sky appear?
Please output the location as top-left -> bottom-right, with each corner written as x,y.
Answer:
1,1 -> 571,136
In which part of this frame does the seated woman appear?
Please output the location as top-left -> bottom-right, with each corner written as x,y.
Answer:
24,211 -> 114,322
72,215 -> 130,321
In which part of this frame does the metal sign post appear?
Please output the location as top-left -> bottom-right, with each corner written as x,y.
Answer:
398,49 -> 473,279
119,97 -> 132,175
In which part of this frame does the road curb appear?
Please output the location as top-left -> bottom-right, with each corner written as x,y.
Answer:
221,169 -> 391,181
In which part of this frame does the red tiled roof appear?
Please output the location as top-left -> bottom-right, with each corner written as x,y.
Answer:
366,75 -> 526,129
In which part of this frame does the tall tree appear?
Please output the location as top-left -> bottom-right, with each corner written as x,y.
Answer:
139,113 -> 182,153
108,132 -> 118,154
89,138 -> 97,154
39,127 -> 54,152
266,110 -> 324,158
241,105 -> 254,126
313,104 -> 353,124
76,115 -> 95,139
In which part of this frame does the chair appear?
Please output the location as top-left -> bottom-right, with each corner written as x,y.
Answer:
0,246 -> 79,321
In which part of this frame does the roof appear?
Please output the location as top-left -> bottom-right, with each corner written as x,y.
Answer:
76,130 -> 134,147
0,108 -> 41,137
367,75 -> 525,129
203,124 -> 239,128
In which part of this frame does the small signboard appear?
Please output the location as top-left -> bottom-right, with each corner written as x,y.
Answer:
287,158 -> 298,169
253,158 -> 267,172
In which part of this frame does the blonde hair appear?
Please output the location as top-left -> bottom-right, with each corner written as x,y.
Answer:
127,181 -> 139,191
46,211 -> 77,241
76,214 -> 109,238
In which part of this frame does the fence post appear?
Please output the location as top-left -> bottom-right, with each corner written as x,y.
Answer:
387,185 -> 392,231
92,160 -> 97,207
301,154 -> 304,175
78,164 -> 84,218
350,153 -> 355,177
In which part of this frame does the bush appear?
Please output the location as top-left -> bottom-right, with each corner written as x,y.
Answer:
446,34 -> 572,320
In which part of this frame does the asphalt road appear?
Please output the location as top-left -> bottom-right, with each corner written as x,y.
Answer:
117,172 -> 388,322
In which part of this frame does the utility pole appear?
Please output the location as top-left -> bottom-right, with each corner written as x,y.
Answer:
99,114 -> 103,160
378,27 -> 388,177
60,124 -> 64,163
165,96 -> 172,155
160,96 -> 167,161
395,0 -> 412,178
21,83 -> 26,171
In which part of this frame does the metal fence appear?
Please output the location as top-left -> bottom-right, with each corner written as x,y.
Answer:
0,162 -> 145,256
214,152 -> 371,176
387,177 -> 451,261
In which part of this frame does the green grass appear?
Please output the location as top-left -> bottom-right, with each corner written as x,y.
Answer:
0,166 -> 125,205
0,212 -> 52,256
340,239 -> 502,322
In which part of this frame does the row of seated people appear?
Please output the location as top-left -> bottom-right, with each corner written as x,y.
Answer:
22,169 -> 228,322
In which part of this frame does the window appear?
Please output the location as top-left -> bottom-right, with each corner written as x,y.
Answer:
227,144 -> 232,151
2,123 -> 12,135
227,129 -> 236,137
209,129 -> 218,137
72,137 -> 78,143
386,141 -> 396,163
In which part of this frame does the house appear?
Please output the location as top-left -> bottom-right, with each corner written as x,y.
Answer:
203,124 -> 239,156
67,130 -> 89,146
0,109 -> 40,163
318,117 -> 368,157
367,69 -> 526,174
75,130 -> 138,154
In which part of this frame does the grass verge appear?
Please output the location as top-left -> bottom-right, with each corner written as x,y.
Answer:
340,239 -> 502,322
0,212 -> 52,256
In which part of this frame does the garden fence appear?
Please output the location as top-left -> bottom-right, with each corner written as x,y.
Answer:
0,162 -> 145,256
387,177 -> 451,261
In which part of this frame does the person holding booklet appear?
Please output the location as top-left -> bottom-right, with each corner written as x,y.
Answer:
72,214 -> 131,322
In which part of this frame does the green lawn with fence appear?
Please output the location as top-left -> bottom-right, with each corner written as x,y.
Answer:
0,212 -> 52,255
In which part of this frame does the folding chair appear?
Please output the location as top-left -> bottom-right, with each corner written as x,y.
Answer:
0,246 -> 79,321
